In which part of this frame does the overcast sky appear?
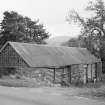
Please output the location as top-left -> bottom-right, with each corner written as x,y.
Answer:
0,0 -> 95,37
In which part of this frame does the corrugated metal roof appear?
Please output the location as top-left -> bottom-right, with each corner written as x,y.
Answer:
3,42 -> 101,68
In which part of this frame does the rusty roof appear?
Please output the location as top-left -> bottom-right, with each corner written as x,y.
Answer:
1,42 -> 101,68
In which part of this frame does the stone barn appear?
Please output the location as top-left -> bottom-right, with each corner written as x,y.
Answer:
0,42 -> 102,85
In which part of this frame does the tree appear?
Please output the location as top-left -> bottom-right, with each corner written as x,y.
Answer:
0,11 -> 50,46
23,17 -> 49,43
66,0 -> 105,72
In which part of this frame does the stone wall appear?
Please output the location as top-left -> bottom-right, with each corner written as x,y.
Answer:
19,66 -> 85,86
0,63 -> 101,86
70,63 -> 102,84
17,67 -> 70,86
71,64 -> 84,84
18,68 -> 55,86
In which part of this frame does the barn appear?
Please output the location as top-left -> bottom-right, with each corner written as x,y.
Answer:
0,41 -> 102,85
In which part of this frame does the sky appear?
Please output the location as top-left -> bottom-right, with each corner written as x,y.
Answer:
0,0 -> 94,38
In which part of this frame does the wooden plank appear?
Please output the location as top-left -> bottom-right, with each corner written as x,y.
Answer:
53,68 -> 55,83
68,66 -> 71,83
95,63 -> 97,80
91,64 -> 92,81
86,64 -> 88,83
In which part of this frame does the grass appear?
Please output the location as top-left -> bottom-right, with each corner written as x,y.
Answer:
79,74 -> 105,99
0,74 -> 54,87
0,79 -> 38,87
77,82 -> 105,99
0,75 -> 105,99
0,78 -> 53,87
87,86 -> 105,98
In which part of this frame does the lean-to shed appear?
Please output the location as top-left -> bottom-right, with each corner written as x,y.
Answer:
0,42 -> 102,85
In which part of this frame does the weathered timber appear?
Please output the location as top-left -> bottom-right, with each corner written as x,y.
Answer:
0,44 -> 28,67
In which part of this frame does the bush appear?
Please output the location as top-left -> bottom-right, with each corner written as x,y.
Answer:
0,79 -> 38,87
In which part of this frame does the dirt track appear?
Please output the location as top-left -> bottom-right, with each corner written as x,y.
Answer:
0,86 -> 105,105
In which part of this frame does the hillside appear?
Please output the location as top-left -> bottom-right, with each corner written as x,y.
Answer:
46,36 -> 71,46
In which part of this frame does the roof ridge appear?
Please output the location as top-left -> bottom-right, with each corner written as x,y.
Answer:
8,41 -> 87,49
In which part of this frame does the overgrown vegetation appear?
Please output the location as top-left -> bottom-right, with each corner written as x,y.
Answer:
0,11 -> 50,47
66,0 -> 105,73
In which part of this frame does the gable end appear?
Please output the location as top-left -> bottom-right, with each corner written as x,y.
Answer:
0,43 -> 29,67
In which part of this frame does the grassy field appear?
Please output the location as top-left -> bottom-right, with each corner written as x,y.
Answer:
0,77 -> 105,99
0,78 -> 53,87
0,86 -> 104,105
80,84 -> 105,99
0,79 -> 38,87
